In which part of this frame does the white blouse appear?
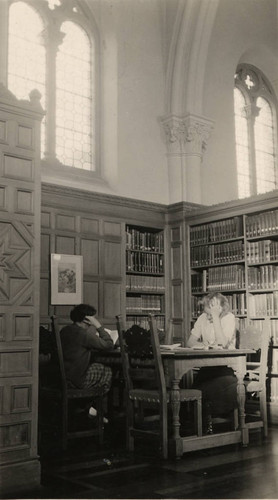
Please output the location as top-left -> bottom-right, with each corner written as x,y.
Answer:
190,312 -> 236,349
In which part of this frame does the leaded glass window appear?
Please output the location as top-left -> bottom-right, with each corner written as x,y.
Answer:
234,64 -> 277,198
56,21 -> 93,170
7,0 -> 97,172
8,1 -> 46,154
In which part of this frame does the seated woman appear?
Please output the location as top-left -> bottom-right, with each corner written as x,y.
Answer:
187,292 -> 237,434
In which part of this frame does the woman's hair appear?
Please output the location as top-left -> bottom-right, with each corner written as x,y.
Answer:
70,303 -> 97,323
201,292 -> 230,316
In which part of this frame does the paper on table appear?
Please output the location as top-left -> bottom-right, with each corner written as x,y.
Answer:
160,343 -> 181,350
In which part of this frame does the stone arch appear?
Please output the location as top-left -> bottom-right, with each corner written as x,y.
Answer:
166,0 -> 219,116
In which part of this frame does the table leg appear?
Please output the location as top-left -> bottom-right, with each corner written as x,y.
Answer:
168,377 -> 185,459
171,378 -> 181,440
234,359 -> 249,446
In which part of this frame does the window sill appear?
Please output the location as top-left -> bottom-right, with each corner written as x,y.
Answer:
41,159 -> 110,190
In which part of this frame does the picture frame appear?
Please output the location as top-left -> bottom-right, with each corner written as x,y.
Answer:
51,253 -> 83,305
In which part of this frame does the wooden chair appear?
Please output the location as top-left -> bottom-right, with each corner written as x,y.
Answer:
239,317 -> 271,437
41,316 -> 105,450
116,314 -> 202,459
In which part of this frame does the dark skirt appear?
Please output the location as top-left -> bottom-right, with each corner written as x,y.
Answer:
192,366 -> 238,416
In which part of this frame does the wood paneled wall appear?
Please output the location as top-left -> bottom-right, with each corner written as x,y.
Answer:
0,87 -> 43,494
41,185 -> 167,331
40,208 -> 124,330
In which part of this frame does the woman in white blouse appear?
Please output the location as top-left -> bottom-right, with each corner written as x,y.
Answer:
187,292 -> 237,433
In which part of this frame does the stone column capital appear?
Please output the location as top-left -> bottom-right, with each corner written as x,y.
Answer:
160,113 -> 214,156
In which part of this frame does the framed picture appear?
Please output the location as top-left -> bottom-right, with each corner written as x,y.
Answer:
51,253 -> 83,305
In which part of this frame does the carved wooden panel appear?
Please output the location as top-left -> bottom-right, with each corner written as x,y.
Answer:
3,154 -> 34,181
0,422 -> 30,451
13,315 -> 33,341
0,350 -> 32,377
81,239 -> 99,275
81,217 -> 99,234
104,241 -> 121,276
172,284 -> 182,317
103,221 -> 121,236
0,221 -> 33,304
56,214 -> 75,231
171,246 -> 182,280
168,222 -> 184,342
0,186 -> 6,209
103,282 -> 121,318
0,86 -> 43,490
83,281 -> 99,312
56,235 -> 75,254
10,385 -> 32,413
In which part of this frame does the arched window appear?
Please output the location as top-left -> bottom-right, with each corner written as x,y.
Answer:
234,64 -> 277,198
7,0 -> 97,173
8,1 -> 46,153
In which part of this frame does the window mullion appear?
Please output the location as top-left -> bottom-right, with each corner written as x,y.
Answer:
245,103 -> 259,196
43,25 -> 64,162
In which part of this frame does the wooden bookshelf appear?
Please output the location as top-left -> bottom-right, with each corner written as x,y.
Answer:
186,199 -> 278,421
125,224 -> 165,330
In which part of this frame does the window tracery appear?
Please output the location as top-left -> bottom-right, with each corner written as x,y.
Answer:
7,0 -> 97,173
234,64 -> 277,198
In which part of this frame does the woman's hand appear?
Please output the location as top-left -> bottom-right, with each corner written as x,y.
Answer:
209,298 -> 222,318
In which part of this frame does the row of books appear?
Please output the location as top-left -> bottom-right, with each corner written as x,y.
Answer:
191,266 -> 245,292
126,226 -> 164,252
207,265 -> 245,291
191,292 -> 247,317
250,319 -> 278,344
126,251 -> 164,274
190,216 -> 243,245
126,295 -> 163,313
248,265 -> 278,290
190,241 -> 244,267
126,275 -> 165,292
126,315 -> 165,330
245,209 -> 278,238
246,240 -> 278,263
248,292 -> 278,317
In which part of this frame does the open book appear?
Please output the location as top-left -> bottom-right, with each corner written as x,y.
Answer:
105,329 -> 119,345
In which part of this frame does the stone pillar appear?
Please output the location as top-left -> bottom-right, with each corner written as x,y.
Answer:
161,113 -> 214,204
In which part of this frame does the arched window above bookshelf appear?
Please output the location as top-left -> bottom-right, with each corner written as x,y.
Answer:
234,64 -> 277,199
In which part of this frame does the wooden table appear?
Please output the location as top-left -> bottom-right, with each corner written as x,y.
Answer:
160,347 -> 253,458
95,347 -> 253,459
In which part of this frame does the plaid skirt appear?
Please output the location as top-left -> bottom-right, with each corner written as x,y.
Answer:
82,363 -> 112,396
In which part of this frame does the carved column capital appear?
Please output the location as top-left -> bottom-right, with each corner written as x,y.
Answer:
160,113 -> 214,157
181,114 -> 214,155
160,115 -> 185,155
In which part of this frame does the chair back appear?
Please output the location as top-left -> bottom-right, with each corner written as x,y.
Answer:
239,318 -> 271,383
116,315 -> 167,398
51,315 -> 67,393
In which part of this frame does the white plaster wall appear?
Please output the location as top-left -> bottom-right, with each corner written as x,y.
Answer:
201,0 -> 278,206
115,0 -> 168,204
41,0 -> 168,205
